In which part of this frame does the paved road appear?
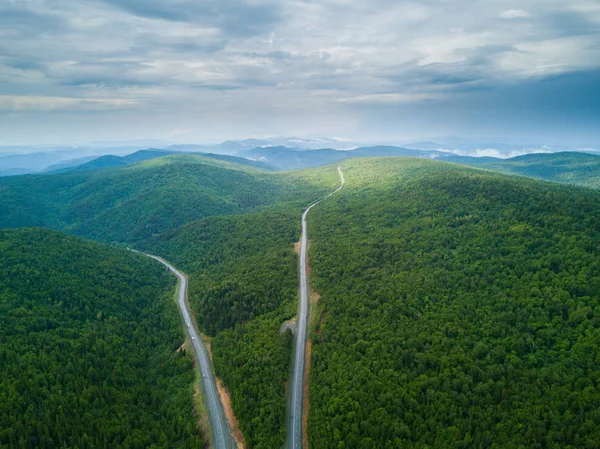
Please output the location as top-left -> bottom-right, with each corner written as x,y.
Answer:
288,166 -> 345,449
137,252 -> 236,449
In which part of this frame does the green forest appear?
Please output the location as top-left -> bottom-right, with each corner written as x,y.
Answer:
130,163 -> 340,447
2,153 -> 600,448
0,154 -> 337,243
452,151 -> 600,190
307,158 -> 600,448
0,228 -> 203,448
142,209 -> 308,448
0,154 -> 340,448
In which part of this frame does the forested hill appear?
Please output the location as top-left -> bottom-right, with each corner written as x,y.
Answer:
49,149 -> 272,174
237,145 -> 600,190
0,153 -> 332,243
0,228 -> 202,448
448,151 -> 600,189
307,158 -> 600,448
3,153 -> 599,448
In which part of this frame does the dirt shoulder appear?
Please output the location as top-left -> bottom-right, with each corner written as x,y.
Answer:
204,339 -> 246,449
303,339 -> 312,449
193,380 -> 212,449
303,239 -> 322,449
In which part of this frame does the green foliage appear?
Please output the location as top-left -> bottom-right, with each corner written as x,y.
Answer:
142,210 -> 301,335
0,228 -> 202,448
0,154 -> 337,244
213,317 -> 293,449
307,158 -> 600,448
141,210 -> 301,449
453,151 -> 600,190
140,165 -> 341,448
136,163 -> 341,336
14,153 -> 600,447
0,156 -> 341,448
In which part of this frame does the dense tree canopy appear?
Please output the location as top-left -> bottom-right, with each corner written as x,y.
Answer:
307,158 -> 600,448
135,165 -> 340,448
0,157 -> 340,449
452,151 -> 600,190
4,153 -> 600,448
0,228 -> 203,448
0,154 -> 339,243
142,209 -> 305,448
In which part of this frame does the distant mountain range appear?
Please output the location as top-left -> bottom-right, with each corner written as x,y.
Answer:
236,145 -> 600,189
166,136 -> 357,155
0,144 -> 168,176
453,151 -> 600,189
0,137 -> 353,176
3,141 -> 599,191
401,140 -> 582,158
47,149 -> 273,174
236,145 -> 445,170
1,136 -> 597,177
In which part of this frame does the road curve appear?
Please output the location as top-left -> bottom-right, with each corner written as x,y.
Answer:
288,166 -> 345,449
134,251 -> 236,449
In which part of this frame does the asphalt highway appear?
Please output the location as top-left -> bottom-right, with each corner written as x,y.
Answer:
138,252 -> 236,449
288,166 -> 345,449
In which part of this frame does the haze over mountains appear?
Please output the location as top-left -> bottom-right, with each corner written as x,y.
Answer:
1,136 -> 597,177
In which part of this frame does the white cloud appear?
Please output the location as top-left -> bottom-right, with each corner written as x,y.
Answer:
500,9 -> 531,19
498,35 -> 600,76
0,95 -> 140,112
336,92 -> 442,104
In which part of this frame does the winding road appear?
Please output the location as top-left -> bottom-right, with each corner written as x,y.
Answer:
288,166 -> 345,449
137,252 -> 236,449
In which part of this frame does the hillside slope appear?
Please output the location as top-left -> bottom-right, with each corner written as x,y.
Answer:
448,151 -> 600,189
0,228 -> 202,448
0,154 -> 324,243
239,146 -> 600,190
0,157 -> 341,448
50,149 -> 272,174
307,158 -> 600,448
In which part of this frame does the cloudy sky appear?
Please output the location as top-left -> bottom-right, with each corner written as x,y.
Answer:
1,0 -> 599,146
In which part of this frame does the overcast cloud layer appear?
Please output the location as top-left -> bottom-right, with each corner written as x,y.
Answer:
0,0 -> 599,146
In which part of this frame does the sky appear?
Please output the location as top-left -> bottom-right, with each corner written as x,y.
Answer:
0,0 -> 599,147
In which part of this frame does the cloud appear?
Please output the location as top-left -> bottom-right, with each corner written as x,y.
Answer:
336,92 -> 443,104
0,0 -> 598,145
500,9 -> 530,19
0,5 -> 66,33
0,95 -> 140,112
452,148 -> 552,158
99,0 -> 282,37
